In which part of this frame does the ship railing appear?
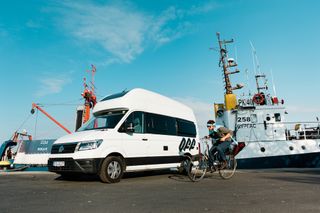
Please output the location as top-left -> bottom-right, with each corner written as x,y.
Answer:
237,121 -> 320,141
283,121 -> 320,140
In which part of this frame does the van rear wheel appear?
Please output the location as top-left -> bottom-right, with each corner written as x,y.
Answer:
99,156 -> 124,183
178,155 -> 191,175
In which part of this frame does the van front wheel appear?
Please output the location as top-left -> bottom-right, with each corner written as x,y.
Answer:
99,156 -> 124,183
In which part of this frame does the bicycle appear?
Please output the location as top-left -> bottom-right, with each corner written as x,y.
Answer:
187,138 -> 244,182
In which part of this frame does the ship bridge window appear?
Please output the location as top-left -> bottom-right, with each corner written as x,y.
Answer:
275,113 -> 281,122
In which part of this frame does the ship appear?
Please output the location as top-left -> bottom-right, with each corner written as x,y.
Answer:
213,32 -> 320,169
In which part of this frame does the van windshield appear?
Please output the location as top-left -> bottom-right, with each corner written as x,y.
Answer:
77,110 -> 127,131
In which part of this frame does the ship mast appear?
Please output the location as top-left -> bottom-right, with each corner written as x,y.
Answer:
255,74 -> 268,94
82,65 -> 97,124
217,32 -> 234,94
216,32 -> 243,110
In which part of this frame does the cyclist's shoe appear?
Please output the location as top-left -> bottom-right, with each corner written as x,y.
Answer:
206,166 -> 215,173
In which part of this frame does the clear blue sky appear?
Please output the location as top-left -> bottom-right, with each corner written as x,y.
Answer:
1,0 -> 320,142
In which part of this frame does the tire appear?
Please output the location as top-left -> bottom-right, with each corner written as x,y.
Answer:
99,156 -> 124,183
219,155 -> 237,179
187,156 -> 207,182
178,155 -> 191,175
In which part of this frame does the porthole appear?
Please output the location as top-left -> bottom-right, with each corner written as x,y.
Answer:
260,147 -> 265,152
301,145 -> 306,150
289,146 -> 294,151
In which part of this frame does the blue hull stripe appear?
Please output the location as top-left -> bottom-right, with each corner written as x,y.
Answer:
237,152 -> 320,169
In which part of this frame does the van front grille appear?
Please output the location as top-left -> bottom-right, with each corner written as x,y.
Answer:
51,143 -> 78,154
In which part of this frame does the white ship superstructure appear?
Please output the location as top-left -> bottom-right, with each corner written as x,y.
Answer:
214,33 -> 320,168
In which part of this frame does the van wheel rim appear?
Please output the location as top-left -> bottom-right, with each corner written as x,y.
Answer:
107,161 -> 121,179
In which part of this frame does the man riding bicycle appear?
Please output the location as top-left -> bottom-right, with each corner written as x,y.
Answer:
206,120 -> 233,169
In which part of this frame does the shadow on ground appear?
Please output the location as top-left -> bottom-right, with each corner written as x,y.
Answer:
54,169 -> 185,183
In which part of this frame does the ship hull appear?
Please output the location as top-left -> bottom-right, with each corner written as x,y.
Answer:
237,151 -> 320,169
236,139 -> 320,169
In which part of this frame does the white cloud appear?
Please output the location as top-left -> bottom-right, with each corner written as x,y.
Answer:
188,1 -> 219,15
59,2 -> 148,63
35,75 -> 71,97
148,6 -> 193,46
56,1 -> 217,64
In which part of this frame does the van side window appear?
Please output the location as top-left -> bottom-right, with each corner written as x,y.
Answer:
145,113 -> 176,136
119,111 -> 144,133
177,119 -> 196,137
132,112 -> 144,133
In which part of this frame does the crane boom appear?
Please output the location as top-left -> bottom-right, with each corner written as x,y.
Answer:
31,103 -> 72,134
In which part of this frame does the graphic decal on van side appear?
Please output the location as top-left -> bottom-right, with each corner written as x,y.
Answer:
179,138 -> 196,152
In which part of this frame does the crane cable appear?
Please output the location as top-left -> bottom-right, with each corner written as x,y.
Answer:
15,113 -> 32,133
34,109 -> 39,140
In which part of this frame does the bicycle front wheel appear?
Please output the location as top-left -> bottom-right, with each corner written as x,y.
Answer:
219,155 -> 237,179
187,157 -> 207,182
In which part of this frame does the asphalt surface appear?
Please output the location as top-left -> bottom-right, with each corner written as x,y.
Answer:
0,169 -> 320,213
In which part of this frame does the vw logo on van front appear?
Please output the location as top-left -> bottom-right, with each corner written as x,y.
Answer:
58,145 -> 64,153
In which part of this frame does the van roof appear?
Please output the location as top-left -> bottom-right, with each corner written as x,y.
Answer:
93,88 -> 196,122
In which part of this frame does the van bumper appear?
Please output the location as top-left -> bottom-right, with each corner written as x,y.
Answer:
48,158 -> 103,174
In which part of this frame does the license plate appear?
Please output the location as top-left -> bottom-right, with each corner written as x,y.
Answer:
53,161 -> 65,167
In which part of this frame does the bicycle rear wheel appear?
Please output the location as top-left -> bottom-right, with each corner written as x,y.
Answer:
218,155 -> 237,179
187,157 -> 207,182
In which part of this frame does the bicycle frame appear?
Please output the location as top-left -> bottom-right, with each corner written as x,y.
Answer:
187,138 -> 245,182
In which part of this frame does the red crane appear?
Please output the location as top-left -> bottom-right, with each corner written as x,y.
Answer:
81,64 -> 97,124
31,103 -> 72,134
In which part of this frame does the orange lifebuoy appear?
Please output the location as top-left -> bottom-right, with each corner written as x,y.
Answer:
252,93 -> 265,105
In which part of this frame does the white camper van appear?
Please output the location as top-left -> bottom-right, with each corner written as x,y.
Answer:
48,88 -> 199,183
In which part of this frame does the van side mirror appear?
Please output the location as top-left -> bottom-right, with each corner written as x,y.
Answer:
126,122 -> 134,133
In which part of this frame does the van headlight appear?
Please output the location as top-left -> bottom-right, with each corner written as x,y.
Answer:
76,139 -> 103,151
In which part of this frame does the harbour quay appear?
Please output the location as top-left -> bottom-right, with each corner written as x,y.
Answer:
0,169 -> 319,213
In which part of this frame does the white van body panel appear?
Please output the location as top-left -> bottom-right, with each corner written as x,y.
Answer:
48,88 -> 199,176
94,88 -> 196,122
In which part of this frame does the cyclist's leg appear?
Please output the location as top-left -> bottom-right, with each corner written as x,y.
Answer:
216,143 -> 225,162
217,141 -> 232,167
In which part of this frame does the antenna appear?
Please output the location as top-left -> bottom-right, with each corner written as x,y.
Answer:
234,45 -> 238,64
87,64 -> 96,93
245,68 -> 251,95
270,69 -> 277,96
249,41 -> 262,75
